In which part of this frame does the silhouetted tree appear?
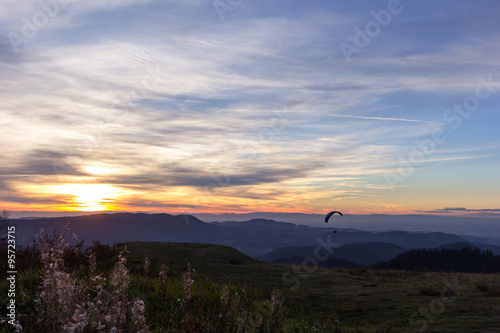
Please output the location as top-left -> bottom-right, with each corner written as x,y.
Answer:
372,247 -> 500,273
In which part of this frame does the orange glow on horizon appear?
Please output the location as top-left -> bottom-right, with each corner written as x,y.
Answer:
1,203 -> 495,218
21,183 -> 131,212
2,182 -> 496,217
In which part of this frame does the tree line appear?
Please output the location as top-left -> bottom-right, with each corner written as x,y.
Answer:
373,247 -> 500,273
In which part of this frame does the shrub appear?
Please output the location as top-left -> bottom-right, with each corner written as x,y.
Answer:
30,225 -> 150,333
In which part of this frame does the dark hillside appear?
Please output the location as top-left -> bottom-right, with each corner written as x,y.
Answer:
259,242 -> 407,266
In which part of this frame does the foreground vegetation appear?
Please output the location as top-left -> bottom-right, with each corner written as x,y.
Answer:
1,226 -> 499,332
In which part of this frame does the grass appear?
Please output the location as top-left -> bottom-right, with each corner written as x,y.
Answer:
114,242 -> 500,332
1,239 -> 499,332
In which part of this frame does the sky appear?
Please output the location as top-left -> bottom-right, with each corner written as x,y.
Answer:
1,0 -> 499,218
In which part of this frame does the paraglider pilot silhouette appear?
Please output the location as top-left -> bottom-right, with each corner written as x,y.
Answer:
324,210 -> 343,233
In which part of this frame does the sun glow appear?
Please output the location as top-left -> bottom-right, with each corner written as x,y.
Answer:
74,184 -> 119,211
46,184 -> 127,211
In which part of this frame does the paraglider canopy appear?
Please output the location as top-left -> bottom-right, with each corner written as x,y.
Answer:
324,210 -> 343,223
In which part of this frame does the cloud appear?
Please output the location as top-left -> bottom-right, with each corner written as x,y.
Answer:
112,198 -> 205,210
418,208 -> 500,218
430,207 -> 500,213
326,114 -> 433,123
0,177 -> 11,192
0,194 -> 69,205
0,0 -> 499,213
94,162 -> 320,189
18,149 -> 84,176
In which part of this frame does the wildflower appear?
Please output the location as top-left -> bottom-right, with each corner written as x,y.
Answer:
270,289 -> 284,309
158,264 -> 167,281
182,263 -> 195,303
131,298 -> 149,332
220,285 -> 230,305
143,256 -> 151,276
87,250 -> 97,274
32,226 -> 153,333
331,314 -> 340,326
14,320 -> 23,333
111,250 -> 130,291
35,224 -> 78,331
91,275 -> 103,282
64,305 -> 89,332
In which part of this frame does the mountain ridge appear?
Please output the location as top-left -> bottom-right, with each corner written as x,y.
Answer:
9,212 -> 497,257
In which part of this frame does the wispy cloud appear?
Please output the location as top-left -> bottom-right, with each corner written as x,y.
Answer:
421,207 -> 500,217
437,207 -> 500,213
0,0 -> 499,214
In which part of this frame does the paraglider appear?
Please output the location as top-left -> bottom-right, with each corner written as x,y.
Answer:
324,210 -> 343,233
324,210 -> 343,223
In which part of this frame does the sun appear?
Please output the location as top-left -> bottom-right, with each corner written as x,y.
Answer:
74,184 -> 120,211
41,183 -> 126,211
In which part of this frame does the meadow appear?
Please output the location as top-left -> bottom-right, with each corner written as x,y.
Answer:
1,227 -> 499,332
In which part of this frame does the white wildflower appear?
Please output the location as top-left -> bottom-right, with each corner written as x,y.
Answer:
144,256 -> 150,276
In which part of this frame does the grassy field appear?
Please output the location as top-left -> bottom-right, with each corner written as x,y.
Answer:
114,242 -> 500,332
2,241 -> 500,332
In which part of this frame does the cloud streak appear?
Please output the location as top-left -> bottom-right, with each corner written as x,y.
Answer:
0,0 -> 499,214
326,114 -> 433,123
419,207 -> 500,218
430,207 -> 500,213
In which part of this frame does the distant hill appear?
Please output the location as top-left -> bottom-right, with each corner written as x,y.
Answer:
212,218 -> 309,230
259,242 -> 406,267
11,214 -> 327,255
119,241 -> 262,280
326,242 -> 406,266
328,230 -> 466,249
477,243 -> 500,255
195,212 -> 500,241
10,212 -> 494,258
12,212 -> 221,244
258,246 -> 317,262
436,242 -> 477,250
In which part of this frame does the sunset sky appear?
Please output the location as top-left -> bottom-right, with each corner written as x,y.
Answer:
1,0 -> 499,217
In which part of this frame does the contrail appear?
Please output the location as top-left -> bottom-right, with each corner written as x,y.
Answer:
327,114 -> 432,123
